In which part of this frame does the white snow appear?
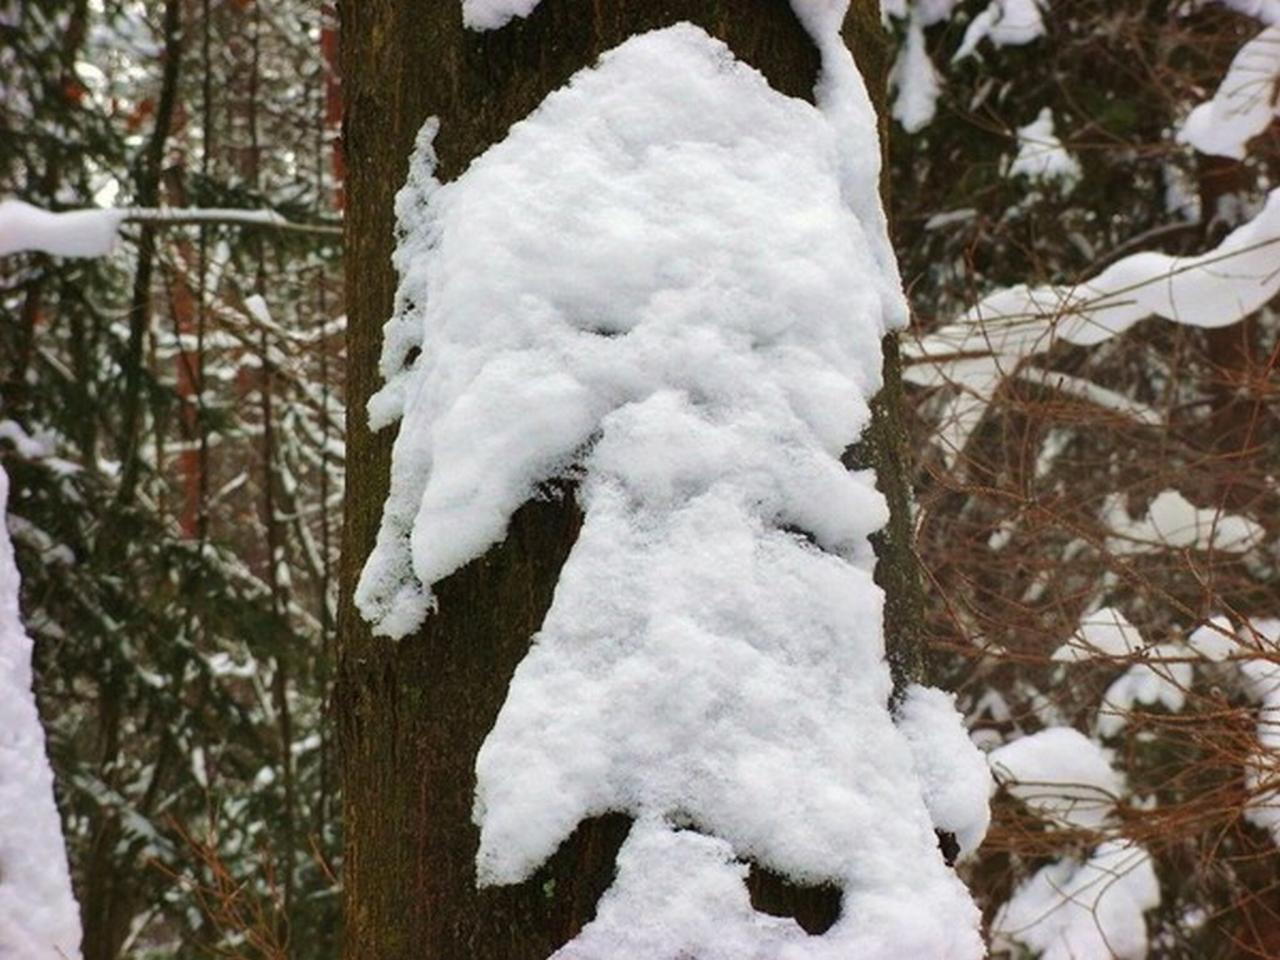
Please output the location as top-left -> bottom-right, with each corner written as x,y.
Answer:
0,199 -> 312,258
461,0 -> 541,30
890,16 -> 941,133
1235,619 -> 1280,842
555,816 -> 973,960
1008,107 -> 1081,190
924,208 -> 977,230
0,198 -> 126,258
1163,162 -> 1202,222
1186,615 -> 1239,662
895,684 -> 994,858
1215,0 -> 1280,24
1103,489 -> 1265,555
1097,645 -> 1192,739
0,421 -> 55,461
0,465 -> 83,960
953,0 -> 1046,62
884,0 -> 964,26
1237,619 -> 1280,700
1185,617 -> 1280,843
1179,26 -> 1280,160
987,710 -> 1159,955
909,168 -> 1280,359
789,1 -> 909,332
1183,617 -> 1280,840
357,13 -> 908,634
915,0 -> 963,26
360,17 -> 981,960
1020,185 -> 1280,345
988,726 -> 1122,829
552,821 -> 821,960
1052,606 -> 1145,662
1015,366 -> 1162,426
992,840 -> 1159,960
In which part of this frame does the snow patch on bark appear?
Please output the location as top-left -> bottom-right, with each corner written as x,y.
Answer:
359,21 -> 983,960
461,0 -> 542,31
1178,26 -> 1280,160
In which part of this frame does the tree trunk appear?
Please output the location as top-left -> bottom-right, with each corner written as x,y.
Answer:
336,2 -> 918,957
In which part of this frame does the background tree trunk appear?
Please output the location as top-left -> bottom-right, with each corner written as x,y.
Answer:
336,2 -> 919,956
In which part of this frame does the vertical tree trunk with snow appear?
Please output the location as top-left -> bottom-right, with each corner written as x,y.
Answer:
0,466 -> 82,960
337,3 -> 922,957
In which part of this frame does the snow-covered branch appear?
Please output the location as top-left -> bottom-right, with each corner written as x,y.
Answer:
0,198 -> 340,259
905,188 -> 1280,464
1178,25 -> 1280,160
124,206 -> 342,235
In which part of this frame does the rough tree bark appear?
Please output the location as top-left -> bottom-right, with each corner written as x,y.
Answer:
336,2 -> 921,957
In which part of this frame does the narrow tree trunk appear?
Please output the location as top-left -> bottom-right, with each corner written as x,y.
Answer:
337,3 -> 918,957
116,0 -> 182,506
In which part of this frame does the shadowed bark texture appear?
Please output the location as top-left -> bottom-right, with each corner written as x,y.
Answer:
337,2 -> 920,956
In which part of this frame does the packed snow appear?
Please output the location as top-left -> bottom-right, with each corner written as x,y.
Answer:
357,10 -> 907,634
1215,0 -> 1280,24
1097,646 -> 1192,738
0,465 -> 83,960
1179,26 -> 1280,160
0,199 -> 308,258
360,14 -> 983,959
1186,615 -> 1240,662
1189,617 -> 1280,843
914,0 -> 964,26
1008,107 -> 1081,190
1051,611 -> 1193,738
885,0 -> 1048,131
988,726 -> 1121,829
461,0 -> 541,30
991,840 -> 1160,960
987,723 -> 1159,955
895,684 -> 994,858
890,16 -> 941,133
952,0 -> 1046,62
1052,606 -> 1144,662
1103,489 -> 1265,555
552,821 -> 830,960
0,198 -> 126,258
